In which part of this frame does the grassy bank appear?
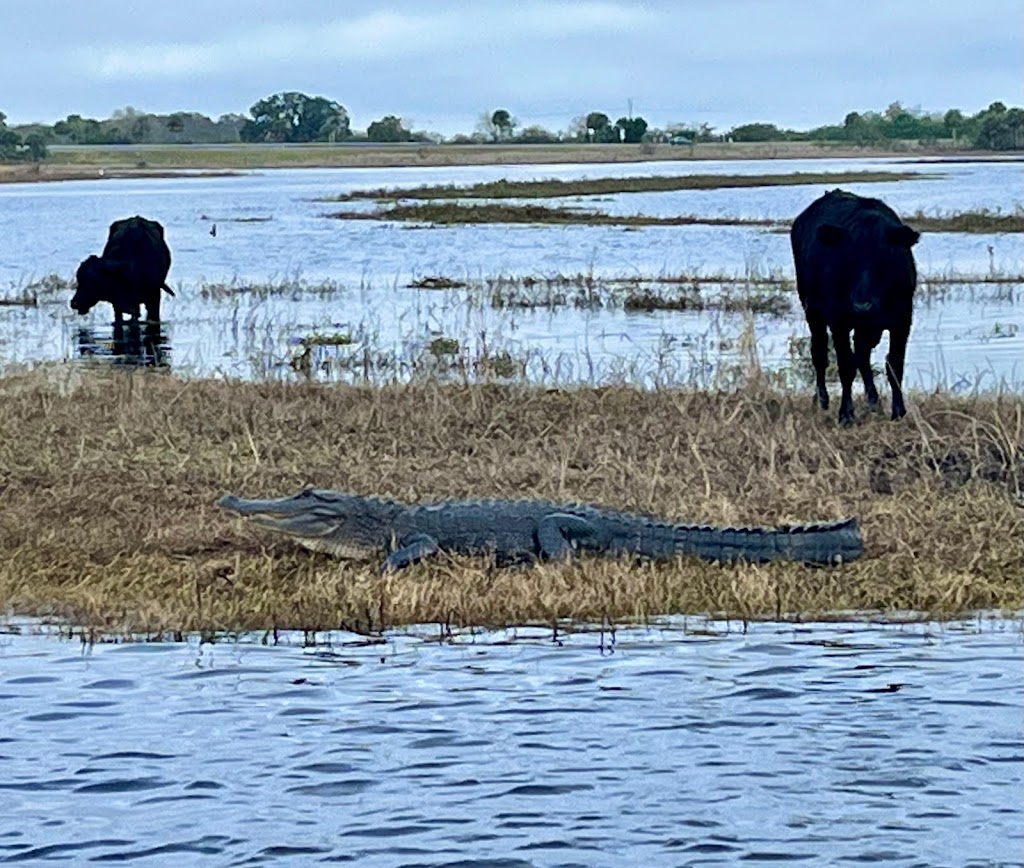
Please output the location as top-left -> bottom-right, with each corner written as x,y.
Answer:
0,140 -> 991,185
0,369 -> 1021,638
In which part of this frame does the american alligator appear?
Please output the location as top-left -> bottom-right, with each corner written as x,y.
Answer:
217,489 -> 863,571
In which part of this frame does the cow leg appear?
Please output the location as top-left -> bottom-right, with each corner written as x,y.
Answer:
807,312 -> 830,410
886,325 -> 909,420
145,291 -> 161,323
853,327 -> 881,409
832,327 -> 857,426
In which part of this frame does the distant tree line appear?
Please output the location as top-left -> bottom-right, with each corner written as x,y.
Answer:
0,111 -> 49,161
2,95 -> 1022,163
722,101 -> 1023,149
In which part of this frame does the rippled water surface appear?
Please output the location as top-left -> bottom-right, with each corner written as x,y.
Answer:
0,157 -> 1022,389
1,619 -> 1021,866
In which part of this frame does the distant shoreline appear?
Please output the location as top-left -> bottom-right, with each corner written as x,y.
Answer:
0,140 -> 1017,185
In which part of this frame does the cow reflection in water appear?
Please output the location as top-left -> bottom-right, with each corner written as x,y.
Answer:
76,319 -> 171,369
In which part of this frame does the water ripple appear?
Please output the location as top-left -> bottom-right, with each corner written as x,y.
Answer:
0,618 -> 1020,865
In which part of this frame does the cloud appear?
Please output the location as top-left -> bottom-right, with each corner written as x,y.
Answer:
8,0 -> 1018,132
79,2 -> 650,81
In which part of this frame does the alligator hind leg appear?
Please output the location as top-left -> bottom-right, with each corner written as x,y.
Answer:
536,514 -> 599,561
381,534 -> 440,573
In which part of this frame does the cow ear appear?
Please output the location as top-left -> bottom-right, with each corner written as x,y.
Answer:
888,225 -> 920,248
816,224 -> 846,246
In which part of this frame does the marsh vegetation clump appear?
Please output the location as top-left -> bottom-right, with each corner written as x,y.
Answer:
328,201 -> 785,228
905,207 -> 1024,234
487,274 -> 606,310
199,276 -> 347,300
409,276 -> 469,290
322,170 -> 930,203
0,289 -> 38,307
622,285 -> 793,316
0,369 -> 1021,639
327,199 -> 1024,234
0,274 -> 74,307
286,326 -> 533,385
477,273 -> 793,314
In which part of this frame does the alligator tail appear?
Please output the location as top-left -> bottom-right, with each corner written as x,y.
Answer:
675,517 -> 863,566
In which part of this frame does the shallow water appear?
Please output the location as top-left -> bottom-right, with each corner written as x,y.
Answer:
0,618 -> 1020,866
0,157 -> 1021,389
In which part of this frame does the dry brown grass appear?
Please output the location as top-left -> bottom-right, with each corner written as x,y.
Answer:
0,368 -> 1021,638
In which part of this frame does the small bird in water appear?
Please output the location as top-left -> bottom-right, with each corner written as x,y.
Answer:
209,223 -> 217,237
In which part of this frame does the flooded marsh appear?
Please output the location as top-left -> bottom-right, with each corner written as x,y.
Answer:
1,156 -> 1021,391
1,156 -> 1022,628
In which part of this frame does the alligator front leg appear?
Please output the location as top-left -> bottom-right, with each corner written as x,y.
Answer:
381,533 -> 440,572
536,513 -> 599,560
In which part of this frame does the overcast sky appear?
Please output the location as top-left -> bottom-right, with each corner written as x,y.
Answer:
2,0 -> 1019,135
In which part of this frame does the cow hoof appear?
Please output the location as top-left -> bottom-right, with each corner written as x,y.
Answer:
891,406 -> 907,421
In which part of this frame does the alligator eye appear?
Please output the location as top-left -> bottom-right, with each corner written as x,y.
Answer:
298,488 -> 314,499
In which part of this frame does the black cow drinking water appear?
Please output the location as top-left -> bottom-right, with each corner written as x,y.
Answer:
790,189 -> 919,425
71,216 -> 174,323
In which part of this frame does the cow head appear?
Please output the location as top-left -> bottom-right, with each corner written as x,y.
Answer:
816,221 -> 919,313
71,256 -> 134,315
70,255 -> 106,314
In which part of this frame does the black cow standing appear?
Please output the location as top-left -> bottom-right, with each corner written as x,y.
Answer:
71,216 -> 174,323
790,189 -> 920,426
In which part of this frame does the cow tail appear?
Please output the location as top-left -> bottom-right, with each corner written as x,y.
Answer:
161,283 -> 176,296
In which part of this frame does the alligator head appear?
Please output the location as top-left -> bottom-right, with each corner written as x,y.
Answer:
217,489 -> 401,559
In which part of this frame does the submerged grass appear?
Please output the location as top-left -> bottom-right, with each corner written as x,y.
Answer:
0,369 -> 1021,638
0,274 -> 75,307
323,171 -> 929,202
482,273 -> 794,315
401,270 -> 1020,312
198,276 -> 347,300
